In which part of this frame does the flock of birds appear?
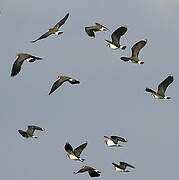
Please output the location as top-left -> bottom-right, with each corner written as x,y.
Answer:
11,12 -> 174,178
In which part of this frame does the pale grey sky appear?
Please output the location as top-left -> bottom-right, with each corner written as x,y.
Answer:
1,0 -> 179,180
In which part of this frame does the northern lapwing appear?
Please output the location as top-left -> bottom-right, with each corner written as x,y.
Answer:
65,141 -> 87,162
112,162 -> 135,172
11,53 -> 42,76
85,23 -> 109,38
74,165 -> 101,177
145,75 -> 174,99
120,39 -> 147,64
104,136 -> 127,147
30,13 -> 69,43
48,75 -> 80,95
105,26 -> 127,50
18,125 -> 45,139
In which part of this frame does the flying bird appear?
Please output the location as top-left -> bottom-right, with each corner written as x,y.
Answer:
85,23 -> 109,38
18,125 -> 45,139
112,162 -> 135,172
65,141 -> 88,162
145,75 -> 174,99
48,76 -> 80,95
11,53 -> 42,76
120,39 -> 147,64
74,165 -> 101,177
30,13 -> 69,43
105,26 -> 127,50
104,136 -> 127,147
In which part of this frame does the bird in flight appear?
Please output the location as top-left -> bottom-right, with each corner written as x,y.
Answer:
120,39 -> 147,64
11,53 -> 42,76
104,136 -> 127,147
145,75 -> 174,99
74,165 -> 101,177
30,13 -> 69,43
48,75 -> 80,95
65,141 -> 88,162
112,162 -> 135,172
18,125 -> 45,139
85,23 -> 109,38
105,26 -> 127,50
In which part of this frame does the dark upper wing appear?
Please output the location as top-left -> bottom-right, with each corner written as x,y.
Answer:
111,136 -> 120,144
88,171 -> 100,177
111,26 -> 127,47
74,142 -> 87,157
54,13 -> 69,29
18,130 -> 28,138
112,162 -> 121,169
145,88 -> 156,94
11,57 -> 25,76
111,136 -> 127,142
27,125 -> 44,133
65,142 -> 73,153
30,31 -> 52,43
85,27 -> 95,38
74,166 -> 93,174
132,39 -> 147,57
157,75 -> 174,96
48,78 -> 66,95
120,162 -> 135,169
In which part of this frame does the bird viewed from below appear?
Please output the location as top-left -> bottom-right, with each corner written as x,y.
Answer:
104,135 -> 127,147
105,26 -> 127,50
48,75 -> 80,95
11,53 -> 43,77
65,141 -> 88,162
18,125 -> 45,139
85,23 -> 109,38
30,13 -> 69,43
120,39 -> 147,64
74,165 -> 101,177
145,74 -> 174,99
112,162 -> 135,172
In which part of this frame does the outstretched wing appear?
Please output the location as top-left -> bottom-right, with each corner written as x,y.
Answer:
74,142 -> 87,157
112,162 -> 121,169
88,171 -> 100,177
111,26 -> 127,47
111,136 -> 127,142
11,57 -> 24,76
54,13 -> 69,29
120,162 -> 135,169
85,27 -> 95,38
18,130 -> 28,138
145,88 -> 156,94
30,31 -> 52,43
157,75 -> 173,96
111,136 -> 120,144
65,142 -> 73,153
27,126 -> 44,135
132,39 -> 147,57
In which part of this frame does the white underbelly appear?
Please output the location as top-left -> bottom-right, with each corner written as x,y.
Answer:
68,154 -> 78,160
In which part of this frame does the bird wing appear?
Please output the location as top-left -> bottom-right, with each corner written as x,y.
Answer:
111,136 -> 120,144
11,56 -> 25,76
111,26 -> 127,47
65,142 -> 73,153
85,27 -> 95,38
48,77 -> 66,95
157,75 -> 174,96
111,136 -> 126,142
27,126 -> 44,134
74,142 -> 87,157
132,39 -> 147,57
30,31 -> 52,43
74,166 -> 93,174
112,162 -> 121,169
145,88 -> 156,94
18,130 -> 28,138
54,13 -> 69,29
88,170 -> 100,177
120,162 -> 135,169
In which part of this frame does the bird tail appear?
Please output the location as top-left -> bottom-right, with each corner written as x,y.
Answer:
138,61 -> 144,64
32,136 -> 38,139
165,96 -> 171,99
121,46 -> 126,50
120,57 -> 130,62
80,158 -> 85,162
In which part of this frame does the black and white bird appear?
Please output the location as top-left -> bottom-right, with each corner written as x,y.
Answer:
65,141 -> 87,162
112,162 -> 135,172
30,13 -> 69,43
145,75 -> 174,99
48,75 -> 80,95
105,26 -> 127,50
18,125 -> 45,139
85,23 -> 109,38
11,53 -> 42,76
120,39 -> 147,64
104,136 -> 127,147
74,165 -> 101,177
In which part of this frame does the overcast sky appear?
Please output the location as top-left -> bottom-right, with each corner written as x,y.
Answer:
1,0 -> 179,180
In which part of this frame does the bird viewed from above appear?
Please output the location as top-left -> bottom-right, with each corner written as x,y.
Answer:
64,141 -> 88,162
30,13 -> 69,43
120,39 -> 147,64
105,26 -> 127,50
48,75 -> 80,95
145,74 -> 174,99
85,23 -> 109,38
11,53 -> 43,77
74,165 -> 101,177
18,125 -> 45,139
104,135 -> 127,147
112,162 -> 135,172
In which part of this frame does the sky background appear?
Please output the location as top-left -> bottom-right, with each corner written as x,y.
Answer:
1,0 -> 179,180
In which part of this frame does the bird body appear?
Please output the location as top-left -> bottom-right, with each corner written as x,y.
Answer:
104,136 -> 127,147
112,162 -> 135,172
